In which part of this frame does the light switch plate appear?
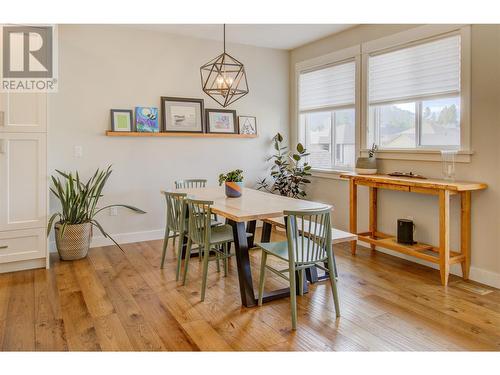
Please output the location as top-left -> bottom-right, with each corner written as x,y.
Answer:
74,145 -> 83,158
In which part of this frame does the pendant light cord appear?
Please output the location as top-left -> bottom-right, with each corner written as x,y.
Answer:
223,24 -> 226,53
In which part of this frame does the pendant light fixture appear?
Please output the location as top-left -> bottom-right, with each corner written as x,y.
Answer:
200,24 -> 249,107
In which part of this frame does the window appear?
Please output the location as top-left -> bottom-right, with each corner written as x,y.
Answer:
298,60 -> 356,170
367,35 -> 462,150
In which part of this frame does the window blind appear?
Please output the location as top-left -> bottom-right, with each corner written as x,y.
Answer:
299,61 -> 355,111
368,35 -> 460,104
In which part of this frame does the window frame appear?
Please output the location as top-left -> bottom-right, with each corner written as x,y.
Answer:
360,24 -> 472,162
369,93 -> 461,150
301,107 -> 356,171
295,45 -> 361,172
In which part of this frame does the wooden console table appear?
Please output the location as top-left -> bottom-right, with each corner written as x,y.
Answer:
339,173 -> 487,286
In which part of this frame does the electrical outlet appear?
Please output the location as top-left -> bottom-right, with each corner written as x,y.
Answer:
110,207 -> 118,216
74,145 -> 83,158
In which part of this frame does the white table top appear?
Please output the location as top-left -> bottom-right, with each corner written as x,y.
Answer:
174,187 -> 331,223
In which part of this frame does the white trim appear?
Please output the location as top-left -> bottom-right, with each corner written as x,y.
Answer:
361,24 -> 467,54
296,45 -> 360,171
357,242 -> 500,288
48,221 -> 266,253
360,25 -> 472,161
359,148 -> 473,163
311,169 -> 345,180
295,45 -> 360,72
49,228 -> 165,252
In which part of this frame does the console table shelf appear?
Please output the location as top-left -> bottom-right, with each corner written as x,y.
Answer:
357,231 -> 465,265
105,131 -> 257,138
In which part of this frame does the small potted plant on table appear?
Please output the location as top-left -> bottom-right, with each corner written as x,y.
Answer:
355,143 -> 378,175
219,169 -> 244,198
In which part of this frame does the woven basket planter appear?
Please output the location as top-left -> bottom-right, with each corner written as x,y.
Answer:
55,222 -> 92,260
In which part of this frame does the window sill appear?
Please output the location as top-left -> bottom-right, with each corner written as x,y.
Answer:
359,149 -> 473,163
311,169 -> 351,180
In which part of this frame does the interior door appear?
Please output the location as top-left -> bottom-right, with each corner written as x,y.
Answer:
0,132 -> 47,231
0,93 -> 47,133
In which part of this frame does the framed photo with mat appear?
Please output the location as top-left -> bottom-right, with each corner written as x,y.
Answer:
205,109 -> 238,134
161,97 -> 204,133
110,109 -> 133,132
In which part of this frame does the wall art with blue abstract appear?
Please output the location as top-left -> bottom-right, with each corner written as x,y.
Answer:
135,107 -> 159,132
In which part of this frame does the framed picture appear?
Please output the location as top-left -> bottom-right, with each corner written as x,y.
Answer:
135,107 -> 159,133
161,97 -> 204,133
110,109 -> 133,132
205,109 -> 238,134
238,116 -> 257,135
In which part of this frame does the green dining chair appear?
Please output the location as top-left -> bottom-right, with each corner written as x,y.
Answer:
256,208 -> 340,330
182,198 -> 234,302
175,179 -> 207,189
174,178 -> 218,231
160,191 -> 188,281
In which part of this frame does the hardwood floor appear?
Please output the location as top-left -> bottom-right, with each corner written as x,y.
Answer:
0,228 -> 499,351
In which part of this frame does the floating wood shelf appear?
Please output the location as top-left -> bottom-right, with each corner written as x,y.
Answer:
105,131 -> 257,138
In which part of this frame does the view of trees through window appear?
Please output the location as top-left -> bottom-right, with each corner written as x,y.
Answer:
368,97 -> 460,149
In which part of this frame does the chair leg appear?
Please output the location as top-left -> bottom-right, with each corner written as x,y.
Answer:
223,243 -> 229,277
331,245 -> 339,280
200,244 -> 211,302
182,238 -> 192,286
257,252 -> 268,306
160,229 -> 170,269
216,248 -> 221,273
327,254 -> 341,318
175,233 -> 184,281
289,263 -> 298,330
298,269 -> 305,296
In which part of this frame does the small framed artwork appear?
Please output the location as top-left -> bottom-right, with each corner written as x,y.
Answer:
238,116 -> 257,135
110,109 -> 133,132
161,97 -> 204,133
205,109 -> 238,134
135,107 -> 159,133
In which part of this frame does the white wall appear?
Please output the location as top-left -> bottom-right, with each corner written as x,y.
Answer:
48,25 -> 289,245
290,25 -> 500,287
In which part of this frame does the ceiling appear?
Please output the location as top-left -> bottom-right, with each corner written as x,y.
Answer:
131,24 -> 356,50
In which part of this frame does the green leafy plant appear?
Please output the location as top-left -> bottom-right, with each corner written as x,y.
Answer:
368,143 -> 378,158
257,133 -> 312,199
218,169 -> 244,185
47,166 -> 146,250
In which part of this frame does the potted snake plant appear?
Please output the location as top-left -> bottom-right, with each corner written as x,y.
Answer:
47,166 -> 146,260
219,169 -> 244,198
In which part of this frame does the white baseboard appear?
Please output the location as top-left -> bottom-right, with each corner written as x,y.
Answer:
49,226 -> 500,289
49,228 -> 165,252
357,242 -> 500,289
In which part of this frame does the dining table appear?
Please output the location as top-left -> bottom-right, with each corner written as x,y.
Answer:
175,186 -> 331,307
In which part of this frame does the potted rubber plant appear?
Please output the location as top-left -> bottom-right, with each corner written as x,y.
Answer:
47,166 -> 146,260
256,133 -> 311,199
219,169 -> 244,198
355,143 -> 378,175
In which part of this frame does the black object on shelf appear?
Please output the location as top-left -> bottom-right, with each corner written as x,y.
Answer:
397,219 -> 415,245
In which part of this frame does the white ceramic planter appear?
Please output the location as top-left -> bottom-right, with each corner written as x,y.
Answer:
355,157 -> 378,175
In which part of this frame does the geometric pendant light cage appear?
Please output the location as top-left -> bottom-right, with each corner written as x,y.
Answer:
200,25 -> 249,107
